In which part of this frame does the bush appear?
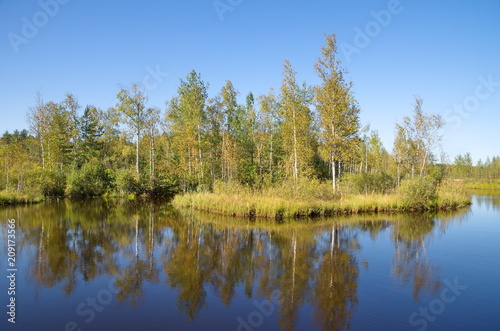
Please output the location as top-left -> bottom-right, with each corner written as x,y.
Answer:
342,172 -> 395,195
114,168 -> 139,195
66,161 -> 109,197
397,177 -> 437,209
266,177 -> 338,201
148,175 -> 178,197
213,180 -> 251,195
24,167 -> 65,197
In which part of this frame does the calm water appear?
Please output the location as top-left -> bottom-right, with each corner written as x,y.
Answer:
1,194 -> 499,331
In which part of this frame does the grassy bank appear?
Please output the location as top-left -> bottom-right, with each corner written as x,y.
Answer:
0,191 -> 44,206
461,179 -> 500,190
172,180 -> 471,220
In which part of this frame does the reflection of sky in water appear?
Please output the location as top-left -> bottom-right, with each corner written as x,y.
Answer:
0,195 -> 498,331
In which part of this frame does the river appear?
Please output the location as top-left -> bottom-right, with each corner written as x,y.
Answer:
1,194 -> 499,330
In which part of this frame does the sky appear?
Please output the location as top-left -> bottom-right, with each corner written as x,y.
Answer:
1,0 -> 499,163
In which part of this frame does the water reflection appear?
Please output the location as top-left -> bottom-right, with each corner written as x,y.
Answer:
0,199 -> 472,330
391,215 -> 441,301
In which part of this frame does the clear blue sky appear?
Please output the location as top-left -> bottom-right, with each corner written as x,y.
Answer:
1,0 -> 499,163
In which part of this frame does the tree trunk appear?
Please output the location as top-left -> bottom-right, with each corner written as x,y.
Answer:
5,166 -> 9,192
338,160 -> 341,183
221,132 -> 226,181
331,152 -> 336,193
420,150 -> 428,176
135,131 -> 140,175
198,130 -> 203,183
40,137 -> 45,169
397,161 -> 401,186
293,123 -> 298,181
269,135 -> 273,175
149,133 -> 155,181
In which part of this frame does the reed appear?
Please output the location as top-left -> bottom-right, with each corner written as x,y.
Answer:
0,191 -> 44,205
172,179 -> 471,220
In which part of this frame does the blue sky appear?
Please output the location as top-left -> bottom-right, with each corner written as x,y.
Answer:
1,0 -> 499,163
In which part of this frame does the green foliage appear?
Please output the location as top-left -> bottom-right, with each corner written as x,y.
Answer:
279,59 -> 316,180
66,161 -> 109,197
397,177 -> 437,209
79,106 -> 104,163
143,174 -> 178,197
24,168 -> 66,197
269,178 -> 338,201
426,164 -> 445,184
213,180 -> 251,195
0,191 -> 43,205
2,36 -> 496,206
342,172 -> 395,195
114,168 -> 139,195
459,180 -> 500,190
314,34 -> 361,190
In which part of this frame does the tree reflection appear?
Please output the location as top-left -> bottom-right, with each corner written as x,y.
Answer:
312,225 -> 358,331
391,216 -> 441,301
163,219 -> 207,319
0,199 -> 474,330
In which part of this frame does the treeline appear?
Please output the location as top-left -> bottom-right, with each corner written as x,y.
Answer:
448,153 -> 500,180
0,34 -> 495,199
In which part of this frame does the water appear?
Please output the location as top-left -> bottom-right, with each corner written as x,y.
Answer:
0,194 -> 499,331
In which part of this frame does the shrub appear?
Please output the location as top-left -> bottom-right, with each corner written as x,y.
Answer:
265,178 -> 338,201
397,177 -> 437,209
148,175 -> 178,197
24,167 -> 65,197
342,172 -> 395,195
66,161 -> 109,197
114,168 -> 139,195
213,180 -> 252,195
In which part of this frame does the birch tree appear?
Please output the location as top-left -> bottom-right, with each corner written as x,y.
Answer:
166,70 -> 208,190
280,59 -> 315,181
27,92 -> 50,169
314,34 -> 360,192
397,97 -> 444,178
116,84 -> 149,175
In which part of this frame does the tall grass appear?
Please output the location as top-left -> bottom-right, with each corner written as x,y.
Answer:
172,178 -> 471,220
0,191 -> 44,206
462,180 -> 500,190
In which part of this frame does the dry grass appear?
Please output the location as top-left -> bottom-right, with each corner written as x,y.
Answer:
172,179 -> 471,220
462,180 -> 500,190
0,191 -> 44,205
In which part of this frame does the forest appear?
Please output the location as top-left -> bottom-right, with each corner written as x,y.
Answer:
0,34 -> 498,212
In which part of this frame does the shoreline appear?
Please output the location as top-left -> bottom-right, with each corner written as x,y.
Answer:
171,191 -> 472,220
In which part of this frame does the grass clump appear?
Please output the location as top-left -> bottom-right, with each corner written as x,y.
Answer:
0,191 -> 44,205
342,172 -> 395,195
397,177 -> 437,209
172,177 -> 471,220
462,180 -> 500,190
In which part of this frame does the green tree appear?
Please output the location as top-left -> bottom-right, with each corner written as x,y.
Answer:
256,89 -> 282,186
42,100 -> 77,170
80,105 -> 105,163
220,80 -> 241,182
399,97 -> 444,177
115,84 -> 149,175
453,153 -> 473,178
62,93 -> 82,164
314,34 -> 360,191
367,130 -> 385,173
27,92 -> 50,168
166,70 -> 209,191
144,107 -> 161,183
205,96 -> 223,185
279,59 -> 316,181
